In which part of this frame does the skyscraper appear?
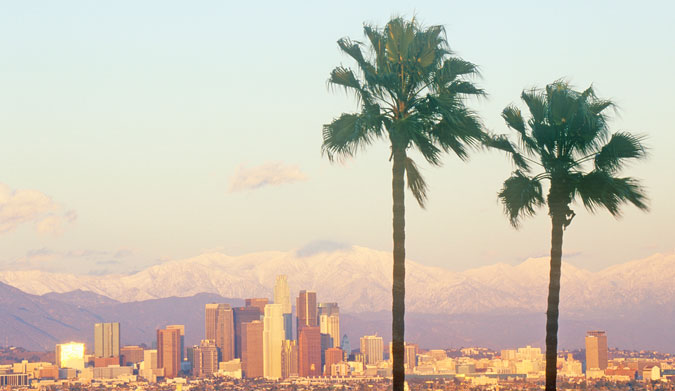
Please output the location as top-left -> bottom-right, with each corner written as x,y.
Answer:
298,326 -> 321,377
166,325 -> 185,361
192,340 -> 219,377
296,290 -> 317,337
157,327 -> 181,378
245,298 -> 269,315
585,330 -> 608,371
234,306 -> 261,359
319,303 -> 340,348
360,335 -> 383,365
274,275 -> 293,340
241,321 -> 263,378
263,304 -> 284,379
281,340 -> 299,378
205,304 -> 234,362
340,334 -> 351,359
94,322 -> 120,358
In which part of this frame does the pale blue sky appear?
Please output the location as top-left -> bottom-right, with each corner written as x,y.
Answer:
1,0 -> 673,274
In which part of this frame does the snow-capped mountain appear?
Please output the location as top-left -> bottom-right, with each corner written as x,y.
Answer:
0,246 -> 674,315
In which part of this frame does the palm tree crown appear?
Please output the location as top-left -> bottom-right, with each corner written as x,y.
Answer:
322,17 -> 489,205
499,80 -> 648,225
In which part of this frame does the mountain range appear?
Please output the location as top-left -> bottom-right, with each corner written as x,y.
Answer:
0,246 -> 673,352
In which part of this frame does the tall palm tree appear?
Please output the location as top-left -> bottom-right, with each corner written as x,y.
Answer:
322,17 -> 503,391
497,80 -> 648,391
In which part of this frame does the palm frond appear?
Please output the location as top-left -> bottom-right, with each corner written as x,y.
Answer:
594,132 -> 647,173
498,171 -> 544,227
484,134 -> 530,171
405,157 -> 428,208
322,107 -> 383,161
576,171 -> 649,216
501,105 -> 538,154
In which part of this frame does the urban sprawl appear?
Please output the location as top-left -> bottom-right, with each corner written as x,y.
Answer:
1,275 -> 674,391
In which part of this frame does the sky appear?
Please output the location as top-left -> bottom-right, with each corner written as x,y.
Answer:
1,0 -> 674,275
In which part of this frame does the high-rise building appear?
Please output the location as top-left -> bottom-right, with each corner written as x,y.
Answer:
241,321 -> 263,378
281,340 -> 299,378
94,322 -> 120,358
55,342 -> 85,370
298,326 -> 321,377
157,327 -> 181,378
405,343 -> 418,369
360,335 -> 383,365
319,303 -> 340,348
120,346 -> 144,366
585,331 -> 608,371
296,291 -> 317,337
324,347 -> 343,376
234,306 -> 261,359
274,275 -> 293,340
340,334 -> 351,359
245,298 -> 269,315
192,340 -> 219,377
263,304 -> 284,379
205,304 -> 234,362
166,325 -> 185,361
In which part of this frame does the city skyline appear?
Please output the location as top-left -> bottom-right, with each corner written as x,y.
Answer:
0,1 -> 673,276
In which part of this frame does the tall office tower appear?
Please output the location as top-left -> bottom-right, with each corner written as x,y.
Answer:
94,322 -> 120,358
241,321 -> 263,378
55,342 -> 85,370
340,334 -> 350,359
157,327 -> 181,378
585,331 -> 608,371
296,290 -> 317,338
234,306 -> 261,358
405,343 -> 418,369
263,304 -> 284,379
298,326 -> 321,377
274,275 -> 293,340
205,304 -> 234,362
360,335 -> 384,365
245,298 -> 269,315
324,347 -> 343,376
166,325 -> 185,361
192,340 -> 219,377
281,340 -> 299,378
319,303 -> 340,348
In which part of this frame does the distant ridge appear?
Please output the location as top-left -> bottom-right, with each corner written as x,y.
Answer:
1,247 -> 674,315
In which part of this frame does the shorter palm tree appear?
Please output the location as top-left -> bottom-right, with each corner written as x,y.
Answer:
497,80 -> 648,391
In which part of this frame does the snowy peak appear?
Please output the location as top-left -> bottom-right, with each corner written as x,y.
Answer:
0,247 -> 673,315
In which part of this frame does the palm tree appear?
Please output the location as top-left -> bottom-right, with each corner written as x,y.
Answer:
497,80 -> 648,391
322,17 -> 501,391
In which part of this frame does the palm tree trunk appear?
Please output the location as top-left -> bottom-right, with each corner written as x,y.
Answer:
392,147 -> 406,391
545,204 -> 566,391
